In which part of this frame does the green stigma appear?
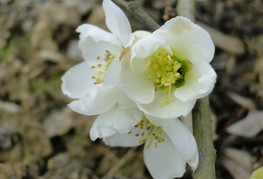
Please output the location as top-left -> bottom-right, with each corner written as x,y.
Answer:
146,48 -> 192,94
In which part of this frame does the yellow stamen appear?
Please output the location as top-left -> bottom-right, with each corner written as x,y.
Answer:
146,48 -> 192,104
130,116 -> 165,148
90,50 -> 115,85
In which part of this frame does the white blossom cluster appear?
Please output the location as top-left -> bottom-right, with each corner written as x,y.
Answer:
61,0 -> 216,178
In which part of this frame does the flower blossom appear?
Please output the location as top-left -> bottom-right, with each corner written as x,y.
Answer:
61,0 -> 211,178
61,0 -> 143,138
120,16 -> 217,119
103,115 -> 199,179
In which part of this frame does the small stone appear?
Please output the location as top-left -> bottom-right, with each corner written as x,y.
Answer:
44,108 -> 73,137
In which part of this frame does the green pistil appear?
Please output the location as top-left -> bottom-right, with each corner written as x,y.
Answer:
147,49 -> 192,93
171,54 -> 192,88
91,50 -> 115,85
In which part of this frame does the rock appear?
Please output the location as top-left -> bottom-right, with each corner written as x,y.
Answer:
44,108 -> 73,137
0,100 -> 20,113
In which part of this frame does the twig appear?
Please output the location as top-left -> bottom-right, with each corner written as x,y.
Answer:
112,0 -> 129,9
113,0 -> 160,31
176,0 -> 196,21
192,97 -> 216,179
103,148 -> 135,178
176,1 -> 216,179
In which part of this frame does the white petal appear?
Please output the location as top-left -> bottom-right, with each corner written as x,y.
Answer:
102,0 -> 132,47
144,134 -> 186,179
90,121 -> 116,142
68,86 -> 120,116
133,30 -> 151,41
103,58 -> 121,86
120,51 -> 154,103
121,51 -> 155,104
138,90 -> 196,119
61,61 -> 97,99
89,106 -> 143,141
196,62 -> 217,97
173,59 -> 217,102
76,24 -> 121,47
121,70 -> 155,104
145,114 -> 175,127
103,127 -> 142,147
79,36 -> 121,64
131,35 -> 168,72
132,35 -> 166,59
118,92 -> 137,109
154,16 -> 214,63
162,119 -> 199,170
130,56 -> 148,73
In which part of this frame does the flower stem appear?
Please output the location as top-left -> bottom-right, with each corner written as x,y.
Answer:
192,97 -> 216,179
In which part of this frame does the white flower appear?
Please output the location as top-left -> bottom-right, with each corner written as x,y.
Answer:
61,1 -> 201,178
102,116 -> 199,179
120,16 -> 217,119
61,0 -> 143,136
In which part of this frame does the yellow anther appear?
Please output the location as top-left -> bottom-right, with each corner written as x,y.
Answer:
130,116 -> 165,148
146,140 -> 153,148
147,75 -> 152,80
146,48 -> 192,102
90,50 -> 115,85
163,100 -> 170,105
165,66 -> 172,71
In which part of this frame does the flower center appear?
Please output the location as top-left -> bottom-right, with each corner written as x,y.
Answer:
146,48 -> 192,94
91,50 -> 115,84
129,116 -> 165,148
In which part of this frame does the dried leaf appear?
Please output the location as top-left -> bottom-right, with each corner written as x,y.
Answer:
227,111 -> 263,137
222,156 -> 251,179
224,148 -> 253,172
227,91 -> 256,110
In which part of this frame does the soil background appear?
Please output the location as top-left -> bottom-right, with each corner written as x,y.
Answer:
0,0 -> 262,178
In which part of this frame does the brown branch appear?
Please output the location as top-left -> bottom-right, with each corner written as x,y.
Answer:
112,0 -> 160,31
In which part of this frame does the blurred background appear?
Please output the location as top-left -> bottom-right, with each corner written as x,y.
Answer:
0,0 -> 262,178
